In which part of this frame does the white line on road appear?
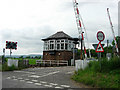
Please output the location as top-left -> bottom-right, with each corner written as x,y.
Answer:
31,80 -> 38,82
34,83 -> 42,85
25,79 -> 29,81
28,75 -> 40,78
29,71 -> 60,78
40,81 -> 47,84
18,78 -> 23,80
6,77 -> 11,79
14,71 -> 36,74
49,83 -> 58,86
39,71 -> 60,78
13,79 -> 18,80
19,80 -> 25,82
61,85 -> 70,88
44,85 -> 53,87
26,81 -> 33,84
12,76 -> 16,78
66,71 -> 74,74
55,86 -> 62,89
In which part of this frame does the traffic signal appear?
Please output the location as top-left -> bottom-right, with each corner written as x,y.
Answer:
6,41 -> 17,50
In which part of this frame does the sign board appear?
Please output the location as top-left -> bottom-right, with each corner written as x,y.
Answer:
6,41 -> 17,50
96,42 -> 104,52
92,44 -> 105,50
97,31 -> 105,42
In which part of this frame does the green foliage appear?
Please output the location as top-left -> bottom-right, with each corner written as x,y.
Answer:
26,56 -> 30,58
19,56 -> 23,58
2,62 -> 9,71
29,59 -> 36,65
2,62 -> 18,71
112,36 -> 120,46
72,57 -> 120,88
8,65 -> 17,71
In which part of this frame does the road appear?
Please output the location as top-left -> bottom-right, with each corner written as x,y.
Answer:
2,66 -> 82,89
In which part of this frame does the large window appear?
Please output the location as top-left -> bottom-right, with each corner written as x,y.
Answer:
50,44 -> 54,49
50,40 -> 55,50
57,44 -> 60,50
65,43 -> 68,50
61,43 -> 64,49
44,39 -> 73,51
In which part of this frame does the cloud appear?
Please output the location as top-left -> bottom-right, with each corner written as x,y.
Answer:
0,0 -> 118,55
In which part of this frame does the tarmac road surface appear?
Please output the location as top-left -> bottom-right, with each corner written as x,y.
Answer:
2,66 -> 82,90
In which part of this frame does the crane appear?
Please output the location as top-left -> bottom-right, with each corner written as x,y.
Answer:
107,8 -> 119,54
72,0 -> 91,59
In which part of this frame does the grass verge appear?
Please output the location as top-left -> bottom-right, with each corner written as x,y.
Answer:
72,57 -> 120,88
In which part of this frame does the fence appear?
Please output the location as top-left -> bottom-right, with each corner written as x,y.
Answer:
36,60 -> 68,66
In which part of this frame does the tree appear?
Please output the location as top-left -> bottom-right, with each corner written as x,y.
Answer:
112,36 -> 120,46
26,56 -> 30,58
19,56 -> 23,58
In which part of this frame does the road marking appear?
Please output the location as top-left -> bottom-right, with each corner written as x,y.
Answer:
12,76 -> 16,78
66,71 -> 74,74
61,85 -> 70,88
49,83 -> 58,86
14,71 -> 36,74
31,80 -> 38,82
40,81 -> 47,84
39,71 -> 60,78
25,79 -> 29,81
44,85 -> 53,87
34,83 -> 42,85
18,78 -> 23,80
29,71 -> 59,78
55,86 -> 62,89
28,75 -> 40,78
26,81 -> 33,84
13,79 -> 18,80
6,77 -> 11,79
19,80 -> 25,82
14,71 -> 22,72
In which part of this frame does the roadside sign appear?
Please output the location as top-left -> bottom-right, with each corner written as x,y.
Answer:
3,48 -> 5,53
92,44 -> 105,50
6,41 -> 17,50
97,31 -> 105,42
96,42 -> 104,52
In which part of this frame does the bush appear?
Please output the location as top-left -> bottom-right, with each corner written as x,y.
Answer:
8,65 -> 17,71
72,56 -> 120,88
88,57 -> 120,73
2,62 -> 9,71
2,63 -> 18,71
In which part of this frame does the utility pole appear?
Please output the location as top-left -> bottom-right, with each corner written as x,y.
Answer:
2,48 -> 5,64
73,44 -> 75,65
107,40 -> 109,53
10,49 -> 12,57
80,38 -> 83,59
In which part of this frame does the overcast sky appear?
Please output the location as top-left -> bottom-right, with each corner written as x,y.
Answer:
0,0 -> 119,55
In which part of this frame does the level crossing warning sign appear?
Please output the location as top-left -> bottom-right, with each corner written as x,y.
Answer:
96,42 -> 104,52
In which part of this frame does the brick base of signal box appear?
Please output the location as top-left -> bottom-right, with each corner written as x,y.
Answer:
43,51 -> 73,61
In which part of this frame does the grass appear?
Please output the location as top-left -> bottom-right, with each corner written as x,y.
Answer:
72,56 -> 120,88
